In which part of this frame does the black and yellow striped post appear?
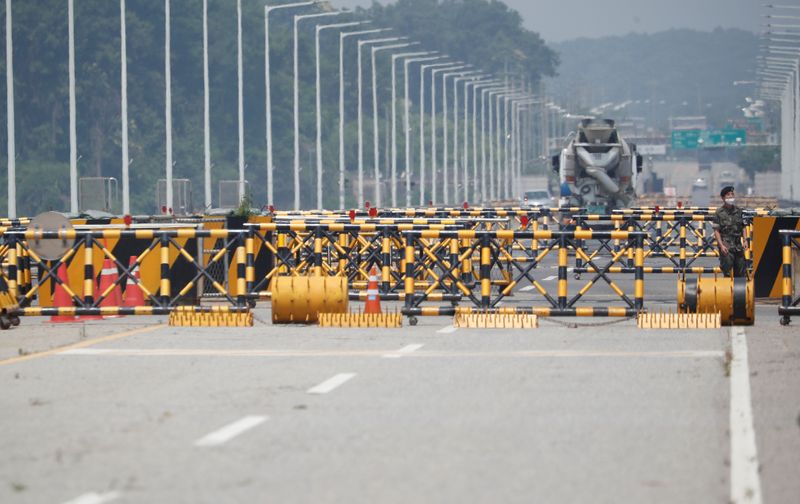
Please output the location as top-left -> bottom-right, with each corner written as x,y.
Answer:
782,231 -> 792,312
83,235 -> 95,306
679,221 -> 687,270
634,233 -> 644,312
159,233 -> 170,306
480,234 -> 491,309
7,239 -> 18,300
558,234 -> 568,309
461,237 -> 474,285
312,227 -> 323,277
404,234 -> 416,312
245,228 -> 255,299
381,235 -> 391,293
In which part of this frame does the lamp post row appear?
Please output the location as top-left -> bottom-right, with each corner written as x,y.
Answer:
3,0 -> 539,217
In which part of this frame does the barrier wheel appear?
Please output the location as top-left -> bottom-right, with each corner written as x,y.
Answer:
9,315 -> 20,326
780,315 -> 791,326
573,273 -> 581,280
409,316 -> 418,326
0,316 -> 11,330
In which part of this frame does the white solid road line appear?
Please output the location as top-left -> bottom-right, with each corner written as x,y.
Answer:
194,415 -> 268,447
729,327 -> 763,504
436,325 -> 458,334
62,491 -> 121,504
307,373 -> 357,394
382,343 -> 424,358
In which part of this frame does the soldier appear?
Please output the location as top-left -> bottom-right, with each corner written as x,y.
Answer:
712,186 -> 746,277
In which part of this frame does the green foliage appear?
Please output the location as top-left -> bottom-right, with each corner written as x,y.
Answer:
232,193 -> 255,218
361,0 -> 558,84
737,145 -> 779,179
0,0 -> 556,215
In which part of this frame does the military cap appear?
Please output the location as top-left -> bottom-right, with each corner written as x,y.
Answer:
720,186 -> 735,198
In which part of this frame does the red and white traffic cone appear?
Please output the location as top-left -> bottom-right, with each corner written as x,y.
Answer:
96,258 -> 123,317
123,256 -> 145,308
364,266 -> 382,314
49,263 -> 78,323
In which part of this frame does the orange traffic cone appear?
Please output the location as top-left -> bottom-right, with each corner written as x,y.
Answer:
123,256 -> 145,307
364,266 -> 382,314
49,263 -> 78,323
97,258 -> 123,317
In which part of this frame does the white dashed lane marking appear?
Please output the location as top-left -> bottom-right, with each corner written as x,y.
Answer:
382,343 -> 424,358
307,373 -> 357,394
62,491 -> 122,504
436,325 -> 458,334
194,415 -> 268,447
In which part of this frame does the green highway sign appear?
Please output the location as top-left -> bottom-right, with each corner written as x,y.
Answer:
671,129 -> 701,150
671,128 -> 747,150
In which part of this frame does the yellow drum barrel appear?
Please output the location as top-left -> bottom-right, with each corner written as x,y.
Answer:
271,276 -> 348,323
678,276 -> 754,326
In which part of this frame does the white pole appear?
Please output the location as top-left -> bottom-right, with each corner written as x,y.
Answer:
5,0 -> 14,219
463,80 -> 470,203
202,0 -> 210,209
373,44 -> 414,208
317,26 -> 324,208
419,63 -> 426,206
293,16 -> 301,209
371,47 -> 380,207
237,0 -> 245,202
391,55 -> 398,206
339,31 -> 346,209
431,68 -> 438,205
481,87 -> 489,202
356,37 -> 401,207
294,12 -> 341,210
357,39 -> 364,206
471,82 -> 478,203
338,29 -> 388,210
404,58 -> 411,206
442,72 -> 449,205
165,0 -> 173,213
491,95 -> 496,200
120,0 -> 130,214
68,0 -> 78,213
315,22 -> 362,210
452,76 -> 458,203
266,2 -> 315,211
402,56 -> 437,207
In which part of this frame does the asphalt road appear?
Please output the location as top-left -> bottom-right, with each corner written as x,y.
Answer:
0,266 -> 797,503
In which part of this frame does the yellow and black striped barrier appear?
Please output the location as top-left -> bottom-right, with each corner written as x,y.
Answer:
779,230 -> 800,326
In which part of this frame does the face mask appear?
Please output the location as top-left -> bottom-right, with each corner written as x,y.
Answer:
724,198 -> 735,205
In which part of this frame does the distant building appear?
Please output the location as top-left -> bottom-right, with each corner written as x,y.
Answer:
669,116 -> 707,131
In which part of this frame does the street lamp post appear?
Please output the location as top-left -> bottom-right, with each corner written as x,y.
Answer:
404,56 -> 439,206
430,65 -> 466,205
165,0 -> 173,213
121,0 -> 130,214
201,0 -> 210,209
389,51 -> 426,206
265,1 -> 316,209
69,0 -> 77,213
417,60 -> 449,205
5,0 -> 14,218
237,0 -> 245,202
357,37 -> 404,206
338,29 -> 390,209
294,10 -> 342,209
373,43 -> 414,207
315,21 -> 363,209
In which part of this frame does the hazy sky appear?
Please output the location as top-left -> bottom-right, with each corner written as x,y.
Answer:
330,0 -> 765,42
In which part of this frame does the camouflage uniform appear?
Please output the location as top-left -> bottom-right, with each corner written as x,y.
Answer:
712,204 -> 746,278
